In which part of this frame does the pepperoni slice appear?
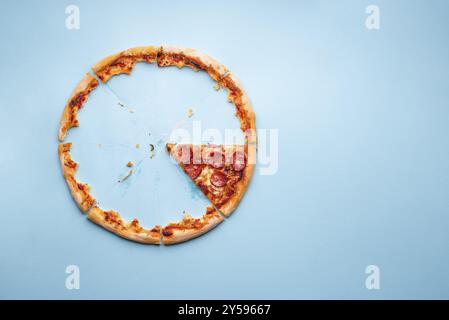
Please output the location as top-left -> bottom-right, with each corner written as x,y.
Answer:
176,145 -> 192,164
211,151 -> 224,168
203,148 -> 224,168
184,164 -> 203,179
210,170 -> 227,187
232,151 -> 246,171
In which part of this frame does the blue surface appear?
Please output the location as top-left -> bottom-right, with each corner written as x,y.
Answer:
1,0 -> 449,299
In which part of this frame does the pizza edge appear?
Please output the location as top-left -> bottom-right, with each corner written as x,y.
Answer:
161,206 -> 224,245
221,73 -> 257,144
91,46 -> 159,83
58,73 -> 99,142
88,206 -> 161,244
58,142 -> 96,212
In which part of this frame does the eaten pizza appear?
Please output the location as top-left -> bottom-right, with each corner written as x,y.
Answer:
57,45 -> 256,245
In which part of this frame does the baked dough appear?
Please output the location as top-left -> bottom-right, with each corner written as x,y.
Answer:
92,46 -> 159,83
161,206 -> 223,245
88,206 -> 161,244
58,73 -> 99,141
58,143 -> 96,212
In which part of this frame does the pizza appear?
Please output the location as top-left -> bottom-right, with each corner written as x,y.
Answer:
166,143 -> 255,217
58,45 -> 256,245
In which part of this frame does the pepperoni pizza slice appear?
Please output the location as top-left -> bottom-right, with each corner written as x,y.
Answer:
166,143 -> 255,216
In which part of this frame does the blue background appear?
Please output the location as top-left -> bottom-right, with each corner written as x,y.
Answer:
1,0 -> 449,299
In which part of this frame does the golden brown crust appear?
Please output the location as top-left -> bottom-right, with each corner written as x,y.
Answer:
88,206 -> 161,244
161,206 -> 223,245
219,73 -> 256,144
92,46 -> 159,83
157,45 -> 229,81
58,143 -> 96,212
58,73 -> 99,141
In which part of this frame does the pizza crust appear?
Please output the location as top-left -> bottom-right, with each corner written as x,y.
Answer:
161,206 -> 224,245
157,45 -> 229,81
88,206 -> 161,244
58,143 -> 96,212
58,73 -> 99,141
92,46 -> 159,83
219,73 -> 257,144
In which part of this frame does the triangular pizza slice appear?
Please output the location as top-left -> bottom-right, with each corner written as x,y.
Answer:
166,143 -> 255,216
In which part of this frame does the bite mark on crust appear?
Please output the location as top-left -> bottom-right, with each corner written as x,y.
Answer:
88,206 -> 161,244
58,73 -> 99,141
162,206 -> 223,245
92,46 -> 159,83
58,143 -> 96,212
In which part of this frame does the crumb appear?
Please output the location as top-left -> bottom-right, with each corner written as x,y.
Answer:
126,161 -> 134,168
118,170 -> 133,183
118,102 -> 125,107
187,108 -> 194,118
213,84 -> 221,91
135,144 -> 140,149
149,144 -> 155,159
